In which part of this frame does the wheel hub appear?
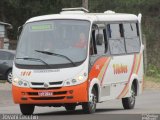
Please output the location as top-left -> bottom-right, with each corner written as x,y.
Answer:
90,93 -> 96,110
130,87 -> 135,105
8,72 -> 13,83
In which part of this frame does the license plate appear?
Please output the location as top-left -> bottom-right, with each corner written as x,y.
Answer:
38,92 -> 53,96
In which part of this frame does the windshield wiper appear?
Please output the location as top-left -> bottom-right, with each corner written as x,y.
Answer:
16,57 -> 50,68
35,50 -> 76,66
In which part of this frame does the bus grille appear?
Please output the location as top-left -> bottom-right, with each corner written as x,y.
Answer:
30,97 -> 65,100
31,81 -> 63,86
27,91 -> 67,96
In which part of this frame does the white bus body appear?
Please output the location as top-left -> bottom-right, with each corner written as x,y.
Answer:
12,8 -> 144,115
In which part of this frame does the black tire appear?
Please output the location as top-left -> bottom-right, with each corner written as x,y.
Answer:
20,104 -> 35,115
64,104 -> 76,111
122,84 -> 136,109
82,88 -> 97,114
6,70 -> 12,83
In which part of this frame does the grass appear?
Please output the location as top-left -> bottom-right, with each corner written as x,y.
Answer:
144,75 -> 160,83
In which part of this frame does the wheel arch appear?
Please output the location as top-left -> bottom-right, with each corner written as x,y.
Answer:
89,78 -> 100,102
93,84 -> 99,102
132,79 -> 138,96
129,74 -> 140,96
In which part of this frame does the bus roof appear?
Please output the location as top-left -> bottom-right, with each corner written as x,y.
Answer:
26,9 -> 140,24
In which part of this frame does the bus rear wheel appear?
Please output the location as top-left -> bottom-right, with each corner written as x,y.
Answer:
20,104 -> 35,115
82,88 -> 97,114
122,84 -> 136,109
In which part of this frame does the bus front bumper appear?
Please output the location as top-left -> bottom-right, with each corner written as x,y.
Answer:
12,81 -> 88,104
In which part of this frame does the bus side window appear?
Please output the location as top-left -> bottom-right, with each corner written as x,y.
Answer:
123,22 -> 140,53
107,23 -> 126,55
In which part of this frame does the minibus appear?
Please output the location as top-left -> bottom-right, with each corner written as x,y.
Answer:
12,8 -> 144,115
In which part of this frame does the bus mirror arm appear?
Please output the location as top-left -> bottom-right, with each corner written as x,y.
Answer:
17,25 -> 23,40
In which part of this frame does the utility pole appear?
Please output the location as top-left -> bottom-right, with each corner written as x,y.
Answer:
143,34 -> 147,74
82,0 -> 88,9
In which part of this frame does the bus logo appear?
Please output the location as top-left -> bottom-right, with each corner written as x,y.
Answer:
113,64 -> 128,74
44,83 -> 49,88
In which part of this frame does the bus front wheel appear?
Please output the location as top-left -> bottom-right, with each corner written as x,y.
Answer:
82,88 -> 97,114
20,104 -> 35,115
64,104 -> 76,111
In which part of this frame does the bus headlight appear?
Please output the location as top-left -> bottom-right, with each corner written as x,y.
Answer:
13,77 -> 29,88
64,72 -> 87,86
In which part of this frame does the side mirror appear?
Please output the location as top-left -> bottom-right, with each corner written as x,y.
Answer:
96,33 -> 103,45
17,26 -> 23,40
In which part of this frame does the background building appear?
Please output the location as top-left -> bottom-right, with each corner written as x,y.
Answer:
0,22 -> 12,49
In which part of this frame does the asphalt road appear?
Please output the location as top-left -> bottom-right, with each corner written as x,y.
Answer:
0,83 -> 160,120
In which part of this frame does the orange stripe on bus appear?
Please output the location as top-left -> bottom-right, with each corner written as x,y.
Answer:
123,88 -> 129,97
100,58 -> 111,86
89,57 -> 108,80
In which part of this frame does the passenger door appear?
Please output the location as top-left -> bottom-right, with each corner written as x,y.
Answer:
89,26 -> 107,65
89,25 -> 112,100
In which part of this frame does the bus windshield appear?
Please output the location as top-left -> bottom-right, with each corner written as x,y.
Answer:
15,20 -> 90,68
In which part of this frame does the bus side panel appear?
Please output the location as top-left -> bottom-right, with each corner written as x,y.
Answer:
116,53 -> 143,99
102,54 -> 134,100
88,53 -> 143,102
